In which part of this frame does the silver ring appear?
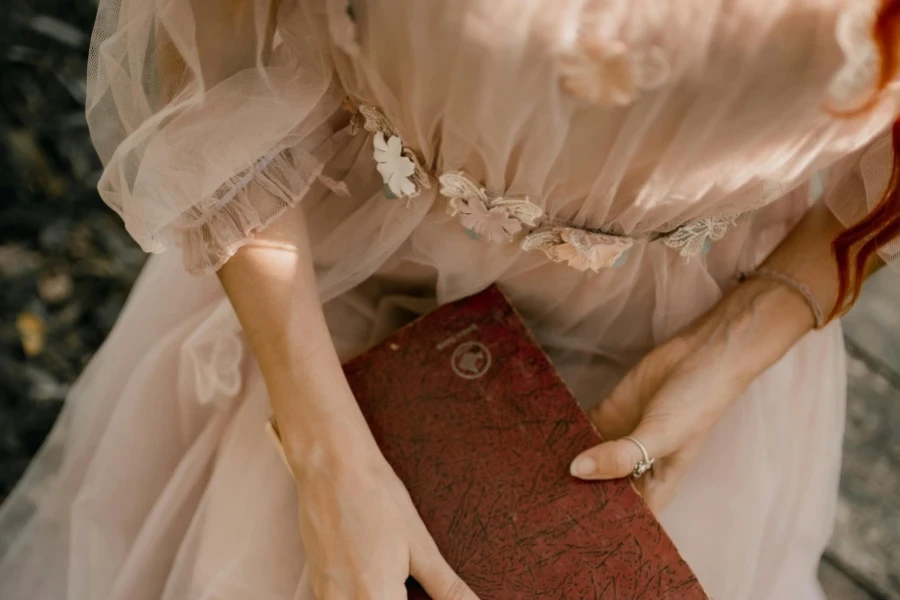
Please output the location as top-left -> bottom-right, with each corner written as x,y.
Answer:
623,436 -> 655,479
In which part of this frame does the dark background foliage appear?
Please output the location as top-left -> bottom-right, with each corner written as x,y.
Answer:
0,1 -> 144,500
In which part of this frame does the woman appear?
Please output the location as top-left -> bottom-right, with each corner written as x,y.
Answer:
1,0 -> 898,598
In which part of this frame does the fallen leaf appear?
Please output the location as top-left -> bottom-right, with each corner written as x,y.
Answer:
16,312 -> 46,358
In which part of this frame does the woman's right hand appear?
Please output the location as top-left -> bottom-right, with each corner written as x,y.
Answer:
289,432 -> 480,600
218,211 -> 478,599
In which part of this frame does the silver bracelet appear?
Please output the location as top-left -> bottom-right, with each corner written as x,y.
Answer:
737,268 -> 825,329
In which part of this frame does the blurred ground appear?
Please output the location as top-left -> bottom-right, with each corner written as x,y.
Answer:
0,0 -> 146,499
831,274 -> 900,599
0,2 -> 897,599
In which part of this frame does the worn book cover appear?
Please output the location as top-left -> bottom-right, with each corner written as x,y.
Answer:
342,286 -> 708,599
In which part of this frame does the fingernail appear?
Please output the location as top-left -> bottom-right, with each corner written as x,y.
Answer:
570,456 -> 596,478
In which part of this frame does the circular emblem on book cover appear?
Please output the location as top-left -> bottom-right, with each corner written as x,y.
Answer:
451,341 -> 492,380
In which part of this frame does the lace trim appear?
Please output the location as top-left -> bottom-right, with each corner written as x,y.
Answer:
177,140 -> 346,274
197,148 -> 286,224
661,215 -> 735,258
522,227 -> 633,272
346,101 -> 431,200
440,172 -> 543,242
439,172 -> 736,270
347,101 -> 744,271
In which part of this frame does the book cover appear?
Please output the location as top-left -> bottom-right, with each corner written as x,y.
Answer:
341,285 -> 708,599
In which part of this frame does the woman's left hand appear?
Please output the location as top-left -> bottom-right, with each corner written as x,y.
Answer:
568,274 -> 817,512
569,330 -> 749,512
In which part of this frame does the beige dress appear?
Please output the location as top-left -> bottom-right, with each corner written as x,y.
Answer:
2,1 -> 899,598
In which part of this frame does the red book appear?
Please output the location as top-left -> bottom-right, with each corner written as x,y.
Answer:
342,286 -> 707,599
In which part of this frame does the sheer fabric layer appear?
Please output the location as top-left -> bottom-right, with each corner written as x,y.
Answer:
86,0 -> 900,275
0,2 -> 891,600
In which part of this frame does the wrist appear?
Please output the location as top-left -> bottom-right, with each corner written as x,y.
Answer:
680,276 -> 815,386
273,393 -> 384,482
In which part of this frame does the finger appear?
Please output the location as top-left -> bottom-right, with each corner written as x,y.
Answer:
643,440 -> 704,513
571,409 -> 680,481
570,436 -> 648,480
590,339 -> 692,436
589,365 -> 653,441
410,540 -> 481,600
643,474 -> 676,514
589,393 -> 641,441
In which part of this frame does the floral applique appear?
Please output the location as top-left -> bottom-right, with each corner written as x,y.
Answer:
521,227 -> 633,272
342,94 -> 748,270
346,100 -> 431,199
828,2 -> 880,110
353,104 -> 395,136
439,172 -> 543,242
183,303 -> 245,407
374,134 -> 417,198
662,215 -> 735,258
560,38 -> 670,107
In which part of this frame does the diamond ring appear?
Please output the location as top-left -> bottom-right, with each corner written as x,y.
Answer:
623,436 -> 655,479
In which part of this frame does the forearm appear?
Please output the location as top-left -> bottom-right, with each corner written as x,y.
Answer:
217,204 -> 377,477
682,201 -> 882,385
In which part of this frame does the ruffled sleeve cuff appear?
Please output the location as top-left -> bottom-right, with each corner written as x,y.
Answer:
177,129 -> 345,274
86,0 -> 352,275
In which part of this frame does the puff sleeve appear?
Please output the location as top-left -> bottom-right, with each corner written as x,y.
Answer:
823,131 -> 900,271
86,0 -> 349,273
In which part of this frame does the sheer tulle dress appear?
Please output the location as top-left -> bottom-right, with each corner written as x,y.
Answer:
2,1 -> 899,599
